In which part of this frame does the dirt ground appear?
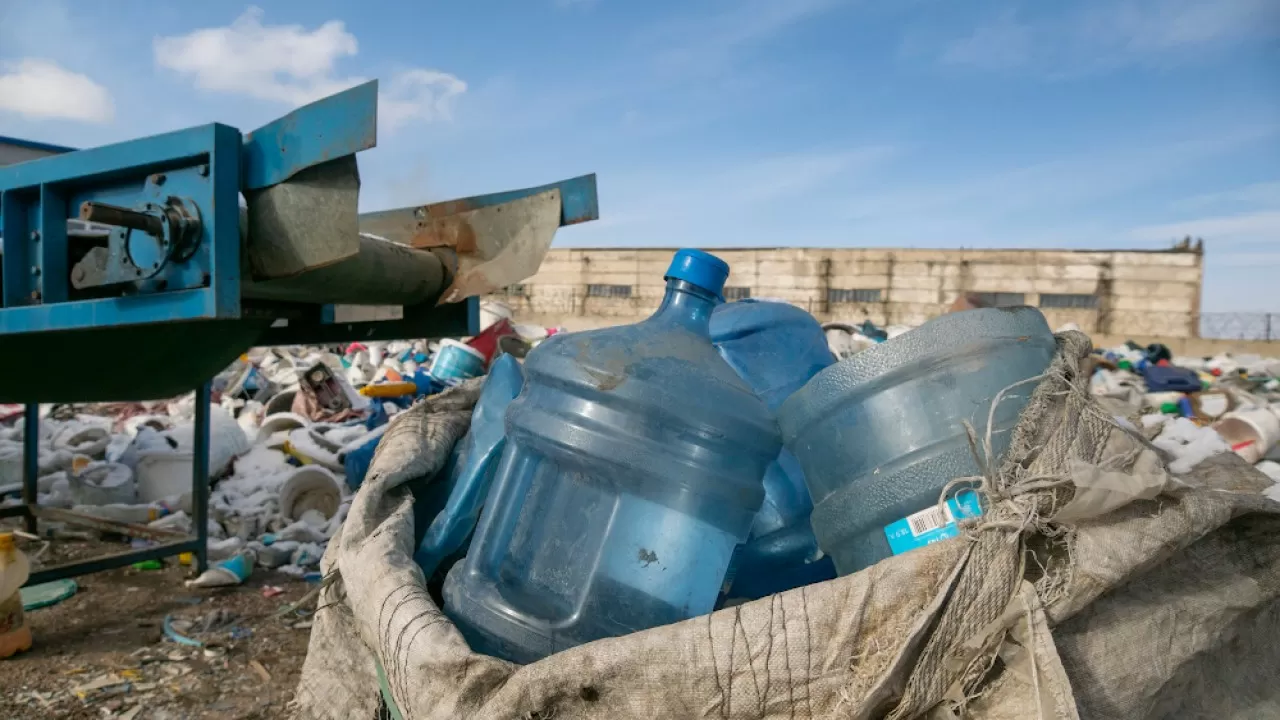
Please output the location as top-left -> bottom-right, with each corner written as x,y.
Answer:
0,533 -> 315,720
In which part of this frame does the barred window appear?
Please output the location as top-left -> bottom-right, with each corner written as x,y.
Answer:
723,286 -> 752,300
973,292 -> 1025,308
828,288 -> 882,304
1039,293 -> 1098,309
587,284 -> 632,298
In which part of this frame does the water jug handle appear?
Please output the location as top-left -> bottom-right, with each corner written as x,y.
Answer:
468,445 -> 539,578
416,438 -> 507,577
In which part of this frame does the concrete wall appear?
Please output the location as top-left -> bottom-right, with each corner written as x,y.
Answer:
495,246 -> 1205,338
0,141 -> 66,167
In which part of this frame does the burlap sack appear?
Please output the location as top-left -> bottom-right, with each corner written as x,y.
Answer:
294,332 -> 1280,719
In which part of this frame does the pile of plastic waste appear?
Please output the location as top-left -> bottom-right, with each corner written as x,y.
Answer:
397,261 -> 1280,664
0,318 -> 559,589
296,251 -> 1280,719
1086,341 -> 1280,501
828,319 -> 1280,502
310,250 -> 1067,664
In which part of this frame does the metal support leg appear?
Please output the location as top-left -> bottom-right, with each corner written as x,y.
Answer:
22,403 -> 38,534
192,382 -> 211,574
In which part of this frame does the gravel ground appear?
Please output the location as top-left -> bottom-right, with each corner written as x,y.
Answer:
0,534 -> 315,720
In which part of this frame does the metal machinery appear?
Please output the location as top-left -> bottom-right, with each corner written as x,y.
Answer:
0,81 -> 598,585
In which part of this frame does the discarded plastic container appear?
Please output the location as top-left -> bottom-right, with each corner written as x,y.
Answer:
1142,365 -> 1200,393
709,299 -> 836,599
415,354 -> 525,578
444,249 -> 779,663
1213,407 -> 1280,464
429,340 -> 487,387
0,532 -> 32,658
279,466 -> 343,524
68,462 -> 136,506
779,307 -> 1056,576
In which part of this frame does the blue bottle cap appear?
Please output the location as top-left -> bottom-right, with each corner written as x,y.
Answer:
664,249 -> 729,296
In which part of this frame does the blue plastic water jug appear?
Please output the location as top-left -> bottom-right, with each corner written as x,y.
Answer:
709,299 -> 837,599
779,307 -> 1055,576
415,354 -> 525,578
443,249 -> 780,663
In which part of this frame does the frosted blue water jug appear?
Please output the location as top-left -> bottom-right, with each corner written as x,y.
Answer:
778,307 -> 1055,576
415,354 -> 525,578
443,249 -> 780,663
709,300 -> 837,599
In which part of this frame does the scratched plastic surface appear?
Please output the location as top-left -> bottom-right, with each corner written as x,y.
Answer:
443,250 -> 779,663
709,299 -> 837,599
414,354 -> 525,579
778,307 -> 1055,576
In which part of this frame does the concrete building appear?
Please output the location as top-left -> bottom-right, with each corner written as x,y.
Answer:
493,245 -> 1206,339
0,135 -> 74,167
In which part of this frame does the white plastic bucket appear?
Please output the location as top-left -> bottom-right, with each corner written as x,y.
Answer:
428,340 -> 486,386
480,300 -> 513,331
68,462 -> 136,506
255,412 -> 310,446
279,466 -> 343,523
134,450 -> 195,505
53,426 -> 110,458
1213,407 -> 1280,464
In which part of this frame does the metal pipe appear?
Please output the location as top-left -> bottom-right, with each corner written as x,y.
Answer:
241,234 -> 453,306
79,201 -> 163,236
34,507 -> 188,542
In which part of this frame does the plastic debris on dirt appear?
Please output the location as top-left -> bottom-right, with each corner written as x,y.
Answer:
0,306 -> 557,590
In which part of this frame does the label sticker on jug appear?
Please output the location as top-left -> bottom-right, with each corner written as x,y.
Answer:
884,490 -> 983,556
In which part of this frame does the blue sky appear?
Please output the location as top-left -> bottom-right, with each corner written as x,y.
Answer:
1,0 -> 1277,312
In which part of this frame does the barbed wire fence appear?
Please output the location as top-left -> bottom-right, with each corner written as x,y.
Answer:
490,289 -> 1280,343
1199,312 -> 1280,341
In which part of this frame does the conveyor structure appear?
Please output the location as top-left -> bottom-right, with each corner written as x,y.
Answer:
0,81 -> 598,584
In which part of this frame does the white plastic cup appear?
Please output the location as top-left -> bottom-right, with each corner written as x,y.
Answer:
1213,407 -> 1280,464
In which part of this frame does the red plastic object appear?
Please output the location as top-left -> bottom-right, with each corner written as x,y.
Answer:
1156,359 -> 1170,367
1210,368 -> 1223,377
466,319 -> 517,366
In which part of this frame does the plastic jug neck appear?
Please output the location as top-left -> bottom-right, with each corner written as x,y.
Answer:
652,279 -> 720,333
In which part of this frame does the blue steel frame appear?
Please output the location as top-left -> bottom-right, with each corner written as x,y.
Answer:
0,123 -> 243,332
0,80 -> 598,587
0,383 -> 212,582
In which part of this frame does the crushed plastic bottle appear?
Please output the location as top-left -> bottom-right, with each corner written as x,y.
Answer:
779,307 -> 1055,576
414,354 -> 525,578
0,532 -> 32,658
444,249 -> 779,663
709,299 -> 836,599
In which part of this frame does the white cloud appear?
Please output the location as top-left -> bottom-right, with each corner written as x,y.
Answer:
1128,210 -> 1280,244
1175,182 -> 1280,211
940,11 -> 1032,70
569,144 -> 895,235
0,58 -> 114,123
941,0 -> 1278,74
379,69 -> 468,130
648,0 -> 844,78
1208,251 -> 1280,268
153,7 -> 465,130
154,7 -> 358,105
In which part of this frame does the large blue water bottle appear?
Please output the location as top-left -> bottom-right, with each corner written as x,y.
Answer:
778,307 -> 1055,576
709,300 -> 837,599
443,249 -> 780,663
415,354 -> 525,578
